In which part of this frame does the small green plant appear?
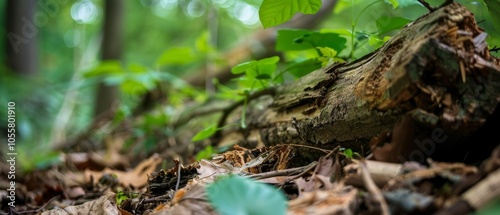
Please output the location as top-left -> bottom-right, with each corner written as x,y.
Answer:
192,124 -> 218,141
115,190 -> 138,206
341,148 -> 362,159
115,191 -> 129,206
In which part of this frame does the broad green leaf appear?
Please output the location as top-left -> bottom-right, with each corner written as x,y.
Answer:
276,29 -> 314,51
192,124 -> 218,141
232,61 -> 257,74
83,61 -> 123,78
256,62 -> 277,76
256,56 -> 280,78
484,0 -> 500,31
257,56 -> 280,65
368,35 -> 383,46
207,175 -> 287,215
156,47 -> 196,66
259,0 -> 322,28
238,76 -> 257,89
119,80 -> 147,95
285,58 -> 322,78
232,57 -> 279,78
376,16 -> 411,34
276,29 -> 347,52
128,63 -> 148,73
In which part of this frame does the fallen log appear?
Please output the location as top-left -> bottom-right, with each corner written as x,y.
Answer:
214,2 -> 500,164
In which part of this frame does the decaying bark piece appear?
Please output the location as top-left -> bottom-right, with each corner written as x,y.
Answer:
217,3 -> 500,162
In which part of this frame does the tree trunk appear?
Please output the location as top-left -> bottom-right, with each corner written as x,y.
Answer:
5,0 -> 38,76
94,0 -> 123,117
214,3 -> 500,164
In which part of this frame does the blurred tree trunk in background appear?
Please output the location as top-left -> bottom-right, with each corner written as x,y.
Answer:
5,0 -> 38,76
94,0 -> 123,117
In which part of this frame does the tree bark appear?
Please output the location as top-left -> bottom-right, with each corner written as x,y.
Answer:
5,0 -> 38,76
94,0 -> 123,117
214,3 -> 500,163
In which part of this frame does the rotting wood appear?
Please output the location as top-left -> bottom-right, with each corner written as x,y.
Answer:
214,2 -> 500,163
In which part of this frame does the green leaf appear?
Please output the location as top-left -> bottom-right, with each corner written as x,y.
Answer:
232,61 -> 257,74
128,63 -> 148,73
384,0 -> 399,8
192,124 -> 218,141
484,0 -> 500,31
258,56 -> 280,65
376,16 -> 411,34
285,58 -> 322,78
116,191 -> 129,205
119,79 -> 147,95
344,148 -> 353,159
316,47 -> 337,58
83,61 -> 124,78
259,0 -> 322,28
237,76 -> 257,89
207,175 -> 287,215
276,29 -> 313,51
256,63 -> 276,76
232,56 -> 279,78
276,29 -> 347,52
156,47 -> 196,66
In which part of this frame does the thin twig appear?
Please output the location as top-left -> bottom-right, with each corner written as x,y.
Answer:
286,144 -> 331,154
141,194 -> 171,204
418,0 -> 435,12
359,160 -> 390,215
490,46 -> 500,53
248,161 -> 318,180
286,162 -> 319,182
285,146 -> 340,182
13,195 -> 59,214
175,160 -> 182,191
